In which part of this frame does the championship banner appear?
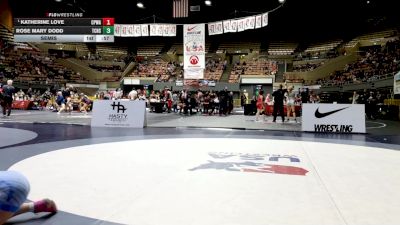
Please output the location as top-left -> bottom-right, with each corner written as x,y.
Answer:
244,17 -> 251,30
248,16 -> 255,30
127,25 -> 134,37
133,25 -> 141,37
150,24 -> 158,36
230,20 -> 238,32
215,21 -> 223,35
163,24 -> 176,37
121,24 -> 128,37
255,15 -> 262,28
262,12 -> 269,27
183,24 -> 205,79
208,22 -> 223,35
394,71 -> 400,94
156,24 -> 163,36
141,24 -> 149,36
237,19 -> 245,32
114,24 -> 121,36
223,20 -> 231,33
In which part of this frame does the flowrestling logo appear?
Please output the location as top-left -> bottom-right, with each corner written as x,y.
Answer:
189,152 -> 308,176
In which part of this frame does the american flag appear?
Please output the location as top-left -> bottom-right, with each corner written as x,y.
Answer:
173,0 -> 189,18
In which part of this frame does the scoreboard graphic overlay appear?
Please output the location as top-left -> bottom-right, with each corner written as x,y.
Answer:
14,18 -> 115,43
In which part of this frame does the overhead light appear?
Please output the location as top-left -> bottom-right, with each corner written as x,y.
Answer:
55,0 -> 62,2
137,2 -> 144,8
278,0 -> 285,3
205,0 -> 212,6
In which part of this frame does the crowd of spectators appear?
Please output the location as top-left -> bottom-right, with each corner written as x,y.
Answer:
293,62 -> 324,72
316,39 -> 400,86
89,64 -> 122,72
229,59 -> 278,83
0,49 -> 87,85
128,59 -> 182,82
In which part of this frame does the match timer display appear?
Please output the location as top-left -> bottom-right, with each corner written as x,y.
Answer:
14,17 -> 115,43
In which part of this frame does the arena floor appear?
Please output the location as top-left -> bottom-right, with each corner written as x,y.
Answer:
1,109 -> 400,225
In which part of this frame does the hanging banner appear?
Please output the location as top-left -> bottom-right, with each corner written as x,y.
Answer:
114,24 -> 121,36
255,15 -> 262,29
223,20 -> 231,33
208,22 -> 216,35
215,21 -> 223,35
244,17 -> 251,30
262,12 -> 269,27
156,24 -> 164,36
133,25 -> 141,37
162,24 -> 176,37
150,24 -> 158,36
248,16 -> 255,30
184,24 -> 205,78
141,24 -> 149,36
208,22 -> 223,35
121,24 -> 128,37
237,19 -> 245,32
230,20 -> 238,32
170,25 -> 177,36
127,25 -> 134,37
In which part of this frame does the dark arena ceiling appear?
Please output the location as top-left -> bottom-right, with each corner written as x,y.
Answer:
8,0 -> 400,42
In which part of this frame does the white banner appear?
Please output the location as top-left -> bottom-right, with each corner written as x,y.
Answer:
150,24 -> 158,36
262,12 -> 269,27
127,25 -> 134,37
249,16 -> 255,29
133,25 -> 141,37
215,22 -> 223,35
120,24 -> 128,37
237,19 -> 245,32
141,24 -> 149,36
183,24 -> 205,74
162,24 -> 176,37
302,104 -> 366,133
91,100 -> 147,128
255,15 -> 262,28
184,68 -> 204,79
114,24 -> 121,36
223,20 -> 231,33
208,22 -> 223,35
394,71 -> 400,94
230,20 -> 238,32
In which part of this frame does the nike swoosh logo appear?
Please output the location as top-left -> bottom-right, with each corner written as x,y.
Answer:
314,107 -> 349,118
188,26 -> 197,31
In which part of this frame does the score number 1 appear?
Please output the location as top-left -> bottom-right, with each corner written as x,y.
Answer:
102,18 -> 115,35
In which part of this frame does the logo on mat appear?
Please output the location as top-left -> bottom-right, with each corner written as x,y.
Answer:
189,152 -> 308,176
111,102 -> 127,113
314,107 -> 348,118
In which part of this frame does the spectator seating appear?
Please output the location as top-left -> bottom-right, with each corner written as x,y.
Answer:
137,45 -> 164,57
268,42 -> 298,55
217,42 -> 261,54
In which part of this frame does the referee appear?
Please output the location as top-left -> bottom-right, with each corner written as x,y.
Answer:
1,80 -> 15,117
272,84 -> 287,123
